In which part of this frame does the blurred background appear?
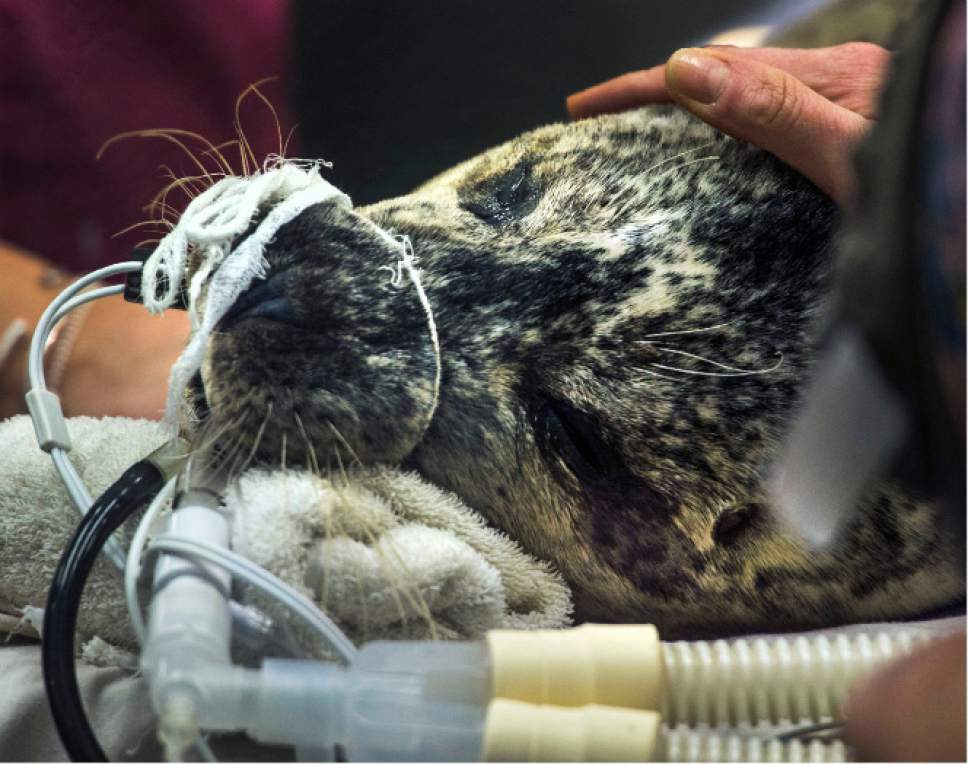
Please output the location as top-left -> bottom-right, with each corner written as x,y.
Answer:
291,0 -> 789,203
2,0 -> 822,272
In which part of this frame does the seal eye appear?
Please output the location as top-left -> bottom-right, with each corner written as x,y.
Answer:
535,399 -> 624,485
461,162 -> 539,224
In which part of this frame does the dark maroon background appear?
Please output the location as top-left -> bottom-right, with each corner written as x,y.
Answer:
0,0 -> 292,273
1,0 -> 784,273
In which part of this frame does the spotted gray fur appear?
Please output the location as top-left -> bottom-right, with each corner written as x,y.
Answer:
189,106 -> 961,637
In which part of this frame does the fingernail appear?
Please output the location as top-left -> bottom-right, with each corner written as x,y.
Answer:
667,49 -> 729,105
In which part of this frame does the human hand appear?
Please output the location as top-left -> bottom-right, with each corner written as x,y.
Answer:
567,43 -> 892,205
845,630 -> 966,761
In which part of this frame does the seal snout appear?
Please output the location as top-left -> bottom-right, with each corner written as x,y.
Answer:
196,203 -> 442,472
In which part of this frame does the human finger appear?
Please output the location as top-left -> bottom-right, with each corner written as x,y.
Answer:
701,43 -> 891,118
566,42 -> 889,121
845,631 -> 966,761
664,47 -> 872,203
567,64 -> 669,119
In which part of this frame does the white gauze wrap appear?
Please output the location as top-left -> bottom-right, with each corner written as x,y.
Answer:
142,158 -> 351,431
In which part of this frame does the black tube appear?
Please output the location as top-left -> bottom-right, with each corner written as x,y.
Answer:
42,459 -> 165,762
124,247 -> 189,310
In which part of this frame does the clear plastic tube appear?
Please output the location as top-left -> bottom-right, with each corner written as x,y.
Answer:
662,630 -> 927,726
148,533 -> 357,663
125,476 -> 177,644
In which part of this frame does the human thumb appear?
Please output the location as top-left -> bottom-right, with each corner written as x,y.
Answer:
663,47 -> 869,204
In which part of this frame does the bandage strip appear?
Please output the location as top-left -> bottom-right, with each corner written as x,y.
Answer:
140,159 -> 353,431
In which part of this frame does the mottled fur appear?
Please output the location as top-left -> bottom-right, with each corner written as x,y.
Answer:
190,106 -> 961,637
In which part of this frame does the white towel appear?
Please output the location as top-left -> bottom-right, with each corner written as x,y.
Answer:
0,414 -> 572,657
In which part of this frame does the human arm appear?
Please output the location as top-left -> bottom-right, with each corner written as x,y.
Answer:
0,241 -> 189,420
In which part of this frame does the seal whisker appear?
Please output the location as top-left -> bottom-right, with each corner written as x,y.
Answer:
232,401 -> 272,480
201,139 -> 244,173
282,125 -> 298,158
146,200 -> 183,225
292,418 -> 342,622
159,165 -> 207,199
642,141 -> 717,175
651,345 -> 783,374
221,434 -> 249,475
650,155 -> 721,186
111,218 -> 175,239
630,366 -> 681,383
610,153 -> 721,219
605,142 -> 718,217
97,128 -> 227,182
157,166 -> 227,204
650,354 -> 783,378
192,407 -> 250,460
334,462 -> 440,641
240,78 -> 284,159
332,464 -> 415,643
293,410 -> 323,476
233,78 -> 283,174
639,321 -> 734,339
325,457 -> 369,641
209,431 -> 246,479
132,237 -> 163,250
326,421 -> 365,471
182,405 -> 251,477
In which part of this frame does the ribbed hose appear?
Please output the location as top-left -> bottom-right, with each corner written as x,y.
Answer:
662,630 -> 928,726
662,728 -> 849,762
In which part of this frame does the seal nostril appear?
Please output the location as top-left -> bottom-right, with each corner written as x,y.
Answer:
219,269 -> 302,329
233,296 -> 300,326
712,504 -> 762,546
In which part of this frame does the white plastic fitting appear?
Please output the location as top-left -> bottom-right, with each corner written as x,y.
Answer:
140,491 -> 259,748
482,700 -> 661,762
486,624 -> 663,710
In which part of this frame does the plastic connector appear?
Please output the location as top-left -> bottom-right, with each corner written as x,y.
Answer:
125,247 -> 189,310
143,438 -> 192,482
486,624 -> 663,711
25,388 -> 71,452
482,700 -> 660,762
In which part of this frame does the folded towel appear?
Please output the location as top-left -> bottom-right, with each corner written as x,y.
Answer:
0,415 -> 571,657
229,467 -> 572,643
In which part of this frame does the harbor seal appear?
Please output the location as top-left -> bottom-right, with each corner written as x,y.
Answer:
180,104 -> 962,637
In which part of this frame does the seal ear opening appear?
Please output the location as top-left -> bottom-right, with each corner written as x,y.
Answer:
711,504 -> 763,547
